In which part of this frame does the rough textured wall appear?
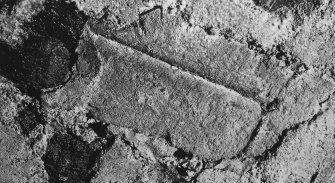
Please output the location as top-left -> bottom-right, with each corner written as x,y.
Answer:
0,0 -> 335,182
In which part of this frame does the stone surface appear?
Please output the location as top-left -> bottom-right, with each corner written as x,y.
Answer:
1,0 -> 335,182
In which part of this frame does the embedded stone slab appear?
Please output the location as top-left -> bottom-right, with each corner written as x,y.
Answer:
87,33 -> 261,160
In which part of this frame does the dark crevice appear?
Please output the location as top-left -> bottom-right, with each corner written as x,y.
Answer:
274,44 -> 299,67
88,121 -> 109,138
263,97 -> 281,113
200,25 -> 236,40
139,5 -> 163,18
177,162 -> 205,183
84,111 -> 116,151
157,161 -> 187,183
310,171 -> 319,183
164,131 -> 173,146
189,160 -> 208,183
84,109 -> 116,151
246,37 -> 302,70
104,136 -> 116,152
202,26 -> 215,35
176,166 -> 188,177
85,110 -> 95,121
173,148 -> 194,160
246,37 -> 300,67
252,0 -> 321,14
120,135 -> 138,152
157,134 -> 209,182
307,110 -> 323,126
172,148 -> 201,180
247,39 -> 270,55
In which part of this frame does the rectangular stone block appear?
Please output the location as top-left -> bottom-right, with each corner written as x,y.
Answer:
90,34 -> 261,160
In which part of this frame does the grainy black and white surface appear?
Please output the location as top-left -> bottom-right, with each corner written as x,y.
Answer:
1,0 -> 335,182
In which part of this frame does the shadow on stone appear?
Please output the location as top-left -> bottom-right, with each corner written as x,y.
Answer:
42,133 -> 103,183
0,0 -> 89,97
0,37 -> 71,97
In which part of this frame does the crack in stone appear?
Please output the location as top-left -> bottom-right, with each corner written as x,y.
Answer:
318,91 -> 333,106
228,91 -> 334,171
237,118 -> 264,158
254,107 -> 328,162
